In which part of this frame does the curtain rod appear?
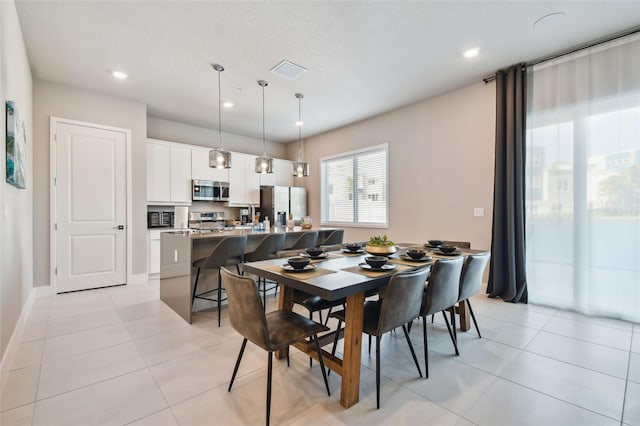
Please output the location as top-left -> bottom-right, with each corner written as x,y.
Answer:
482,24 -> 640,84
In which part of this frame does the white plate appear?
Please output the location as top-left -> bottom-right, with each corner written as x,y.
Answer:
300,252 -> 328,259
281,263 -> 318,272
358,263 -> 396,272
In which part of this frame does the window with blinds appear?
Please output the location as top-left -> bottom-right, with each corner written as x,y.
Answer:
321,144 -> 388,227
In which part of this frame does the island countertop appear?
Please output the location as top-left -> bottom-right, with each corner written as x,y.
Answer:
159,226 -> 343,323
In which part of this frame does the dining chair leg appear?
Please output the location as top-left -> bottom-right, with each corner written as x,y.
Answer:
217,269 -> 222,327
441,311 -> 459,356
192,267 -> 201,304
228,338 -> 247,392
401,324 -> 422,377
376,335 -> 381,409
450,307 -> 458,343
431,313 -> 434,323
262,278 -> 267,312
467,299 -> 482,338
266,352 -> 273,426
328,320 -> 342,377
407,319 -> 413,333
324,307 -> 333,325
422,316 -> 429,378
308,312 -> 314,368
368,334 -> 372,355
313,334 -> 331,396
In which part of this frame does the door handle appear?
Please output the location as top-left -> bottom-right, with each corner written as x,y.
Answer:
114,225 -> 125,230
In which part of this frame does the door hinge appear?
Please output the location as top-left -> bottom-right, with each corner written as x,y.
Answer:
54,223 -> 57,231
54,177 -> 57,186
54,133 -> 57,142
54,267 -> 57,275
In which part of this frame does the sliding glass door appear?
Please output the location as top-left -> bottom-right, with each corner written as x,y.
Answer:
525,35 -> 640,322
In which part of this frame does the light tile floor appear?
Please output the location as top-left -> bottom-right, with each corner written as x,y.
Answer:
1,279 -> 638,426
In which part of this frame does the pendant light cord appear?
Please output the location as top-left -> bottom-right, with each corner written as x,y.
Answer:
298,96 -> 302,162
217,68 -> 222,148
258,80 -> 268,156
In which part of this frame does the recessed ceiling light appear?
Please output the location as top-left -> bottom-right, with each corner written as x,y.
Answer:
222,101 -> 234,108
112,70 -> 128,80
463,48 -> 480,59
296,120 -> 303,126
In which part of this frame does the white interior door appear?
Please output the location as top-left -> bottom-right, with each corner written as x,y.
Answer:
54,121 -> 127,292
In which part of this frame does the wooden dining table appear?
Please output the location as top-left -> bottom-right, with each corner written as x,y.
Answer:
242,245 -> 485,408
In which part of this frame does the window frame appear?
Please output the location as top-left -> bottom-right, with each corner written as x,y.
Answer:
320,143 -> 389,228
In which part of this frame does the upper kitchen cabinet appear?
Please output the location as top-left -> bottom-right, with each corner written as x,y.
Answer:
258,158 -> 294,187
147,139 -> 191,205
228,152 -> 259,206
191,147 -> 229,182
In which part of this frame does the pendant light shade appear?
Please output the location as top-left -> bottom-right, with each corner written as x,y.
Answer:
292,93 -> 310,177
209,64 -> 231,169
255,80 -> 274,174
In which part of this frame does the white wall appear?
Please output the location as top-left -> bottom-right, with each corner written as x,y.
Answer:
33,80 -> 147,287
148,116 -> 287,158
287,81 -> 496,250
0,0 -> 34,361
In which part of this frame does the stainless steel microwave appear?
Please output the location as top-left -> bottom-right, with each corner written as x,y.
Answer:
192,179 -> 229,202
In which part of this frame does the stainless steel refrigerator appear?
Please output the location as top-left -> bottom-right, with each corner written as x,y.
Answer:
260,186 -> 307,225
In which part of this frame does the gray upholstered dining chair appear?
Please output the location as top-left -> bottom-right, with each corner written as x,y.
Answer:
244,233 -> 286,309
420,256 -> 464,378
221,268 -> 330,426
456,253 -> 491,338
330,267 -> 431,408
442,240 -> 471,249
192,235 -> 247,327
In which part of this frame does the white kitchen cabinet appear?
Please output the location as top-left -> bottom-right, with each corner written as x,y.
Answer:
228,152 -> 260,206
191,147 -> 229,182
275,159 -> 294,187
148,229 -> 173,274
147,139 -> 192,204
147,142 -> 171,202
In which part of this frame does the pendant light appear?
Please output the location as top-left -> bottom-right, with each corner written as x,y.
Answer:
255,80 -> 274,174
292,93 -> 310,177
209,64 -> 231,169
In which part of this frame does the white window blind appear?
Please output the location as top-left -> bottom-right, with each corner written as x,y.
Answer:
321,144 -> 388,227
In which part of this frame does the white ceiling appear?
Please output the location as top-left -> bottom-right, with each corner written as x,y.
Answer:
15,1 -> 640,143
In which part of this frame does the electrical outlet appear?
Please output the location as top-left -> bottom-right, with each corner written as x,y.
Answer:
473,208 -> 485,217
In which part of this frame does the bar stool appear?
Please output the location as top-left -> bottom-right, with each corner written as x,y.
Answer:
244,233 -> 286,309
192,235 -> 247,327
318,229 -> 344,247
284,231 -> 318,250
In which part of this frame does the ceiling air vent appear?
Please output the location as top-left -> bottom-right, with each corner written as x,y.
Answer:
270,60 -> 307,80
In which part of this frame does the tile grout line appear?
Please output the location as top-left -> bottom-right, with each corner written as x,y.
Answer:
619,334 -> 634,426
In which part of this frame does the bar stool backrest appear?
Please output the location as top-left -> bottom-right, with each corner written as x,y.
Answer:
201,235 -> 247,269
288,231 -> 319,250
245,233 -> 285,262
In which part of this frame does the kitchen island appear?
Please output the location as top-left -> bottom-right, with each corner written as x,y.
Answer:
159,227 -> 341,323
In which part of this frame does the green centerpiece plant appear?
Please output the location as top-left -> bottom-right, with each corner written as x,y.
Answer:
365,235 -> 397,255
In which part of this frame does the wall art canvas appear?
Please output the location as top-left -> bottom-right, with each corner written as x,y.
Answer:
6,101 -> 26,189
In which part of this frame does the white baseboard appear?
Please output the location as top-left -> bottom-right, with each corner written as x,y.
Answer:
127,273 -> 149,285
34,285 -> 52,298
0,287 -> 35,391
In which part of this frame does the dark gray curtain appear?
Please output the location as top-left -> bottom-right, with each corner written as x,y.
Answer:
487,64 -> 528,303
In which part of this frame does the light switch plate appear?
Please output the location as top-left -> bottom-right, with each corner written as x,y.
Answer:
474,208 -> 484,217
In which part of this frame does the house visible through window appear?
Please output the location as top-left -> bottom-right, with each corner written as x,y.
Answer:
321,144 -> 388,227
